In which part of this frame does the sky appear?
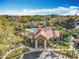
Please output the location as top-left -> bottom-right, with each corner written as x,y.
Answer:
0,0 -> 79,15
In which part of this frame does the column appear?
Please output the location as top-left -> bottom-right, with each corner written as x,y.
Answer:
44,40 -> 47,48
35,40 -> 38,48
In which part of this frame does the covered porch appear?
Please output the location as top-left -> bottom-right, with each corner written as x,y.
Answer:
34,39 -> 48,48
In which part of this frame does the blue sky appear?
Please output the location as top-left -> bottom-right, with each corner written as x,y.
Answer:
0,0 -> 79,15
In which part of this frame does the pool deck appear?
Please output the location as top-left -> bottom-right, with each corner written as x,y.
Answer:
18,47 -> 73,59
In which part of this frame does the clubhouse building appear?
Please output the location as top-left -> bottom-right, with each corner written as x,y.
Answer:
25,25 -> 60,48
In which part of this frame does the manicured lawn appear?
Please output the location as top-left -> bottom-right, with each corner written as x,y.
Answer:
7,48 -> 24,59
57,44 -> 70,49
6,47 -> 29,59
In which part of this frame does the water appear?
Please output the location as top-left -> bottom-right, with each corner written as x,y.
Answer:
23,52 -> 42,59
25,28 -> 37,34
16,51 -> 71,59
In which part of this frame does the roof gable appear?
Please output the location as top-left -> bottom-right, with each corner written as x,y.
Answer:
34,27 -> 53,40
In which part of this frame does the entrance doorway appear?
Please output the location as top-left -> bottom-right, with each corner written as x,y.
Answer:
38,40 -> 44,48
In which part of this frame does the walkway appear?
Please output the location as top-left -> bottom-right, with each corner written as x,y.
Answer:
45,52 -> 71,59
37,49 -> 51,59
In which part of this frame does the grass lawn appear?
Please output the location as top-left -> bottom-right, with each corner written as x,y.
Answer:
6,47 -> 29,59
7,48 -> 24,59
57,44 -> 70,49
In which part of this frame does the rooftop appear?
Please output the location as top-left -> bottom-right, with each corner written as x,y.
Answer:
25,26 -> 60,40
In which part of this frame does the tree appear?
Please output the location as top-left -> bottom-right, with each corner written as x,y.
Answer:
60,18 -> 75,29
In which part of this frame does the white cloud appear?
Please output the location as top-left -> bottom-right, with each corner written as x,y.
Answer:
63,6 -> 79,15
69,6 -> 78,9
0,6 -> 79,15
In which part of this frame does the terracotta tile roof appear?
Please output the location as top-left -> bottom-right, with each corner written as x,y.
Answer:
34,27 -> 54,40
25,26 -> 60,40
